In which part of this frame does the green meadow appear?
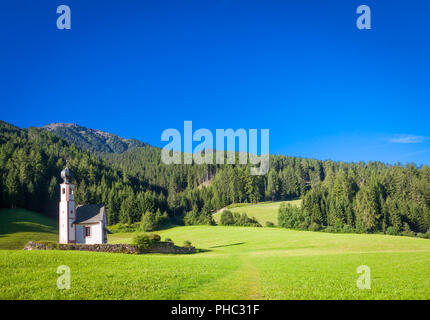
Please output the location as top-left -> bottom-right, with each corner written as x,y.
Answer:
1,208 -> 430,299
0,209 -> 58,250
213,200 -> 301,226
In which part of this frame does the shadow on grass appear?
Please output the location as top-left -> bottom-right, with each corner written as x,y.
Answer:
156,224 -> 181,232
209,242 -> 245,248
195,248 -> 212,253
0,209 -> 57,236
0,221 -> 57,236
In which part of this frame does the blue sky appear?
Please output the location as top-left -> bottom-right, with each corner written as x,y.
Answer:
1,0 -> 430,165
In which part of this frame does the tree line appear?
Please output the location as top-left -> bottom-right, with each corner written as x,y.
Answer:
0,121 -> 167,225
1,120 -> 429,237
105,149 -> 325,224
279,162 -> 430,237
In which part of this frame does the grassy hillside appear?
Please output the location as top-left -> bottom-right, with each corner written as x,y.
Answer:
213,200 -> 301,226
0,209 -> 57,249
1,225 -> 429,299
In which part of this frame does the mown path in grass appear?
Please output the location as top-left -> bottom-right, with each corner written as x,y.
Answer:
238,254 -> 264,299
183,254 -> 264,300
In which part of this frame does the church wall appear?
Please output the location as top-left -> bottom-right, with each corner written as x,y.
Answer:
59,182 -> 75,244
59,201 -> 68,244
75,225 -> 84,244
75,222 -> 103,244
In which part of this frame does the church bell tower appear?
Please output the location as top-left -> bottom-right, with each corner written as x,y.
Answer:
59,163 -> 76,244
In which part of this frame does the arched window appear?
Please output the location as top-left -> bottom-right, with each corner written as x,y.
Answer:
62,188 -> 65,194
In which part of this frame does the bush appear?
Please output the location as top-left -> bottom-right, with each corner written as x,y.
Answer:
164,238 -> 173,243
238,213 -> 261,227
141,211 -> 157,232
183,240 -> 192,247
132,233 -> 153,252
109,222 -> 138,233
220,210 -> 235,225
341,225 -> 354,233
308,222 -> 321,232
402,230 -> 416,237
278,204 -> 304,229
324,226 -> 336,233
155,210 -> 169,228
219,210 -> 261,227
334,221 -> 344,231
265,221 -> 275,228
386,226 -> 399,236
401,222 -> 415,237
416,233 -> 427,239
184,205 -> 216,226
148,233 -> 161,242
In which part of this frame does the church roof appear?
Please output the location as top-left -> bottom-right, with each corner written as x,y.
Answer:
73,204 -> 105,224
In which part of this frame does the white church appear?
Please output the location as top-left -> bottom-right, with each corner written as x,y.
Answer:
59,165 -> 111,244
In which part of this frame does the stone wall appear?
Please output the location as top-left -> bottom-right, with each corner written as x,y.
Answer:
24,241 -> 196,254
146,241 -> 196,254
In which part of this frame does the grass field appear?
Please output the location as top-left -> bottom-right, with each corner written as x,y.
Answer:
1,208 -> 430,299
0,209 -> 58,250
213,200 -> 301,226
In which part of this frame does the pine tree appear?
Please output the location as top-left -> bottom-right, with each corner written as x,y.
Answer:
141,211 -> 157,231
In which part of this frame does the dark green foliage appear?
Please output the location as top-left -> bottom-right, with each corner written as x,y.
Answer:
219,210 -> 261,227
141,211 -> 157,232
278,163 -> 430,237
131,233 -> 152,252
237,213 -> 261,227
183,204 -> 215,226
401,222 -> 415,237
219,210 -> 235,225
278,204 -> 305,229
385,226 -> 399,236
141,209 -> 170,231
416,232 -> 430,239
108,223 -> 138,233
155,210 -> 170,228
183,240 -> 192,247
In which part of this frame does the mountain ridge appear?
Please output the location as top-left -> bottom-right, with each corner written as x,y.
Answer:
41,123 -> 148,154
